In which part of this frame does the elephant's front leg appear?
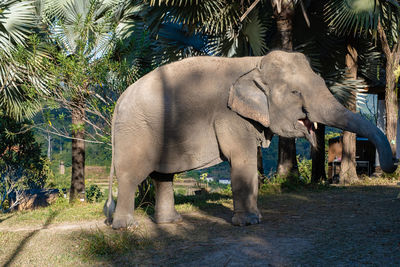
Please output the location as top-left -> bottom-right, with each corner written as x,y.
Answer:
151,173 -> 182,224
230,156 -> 261,226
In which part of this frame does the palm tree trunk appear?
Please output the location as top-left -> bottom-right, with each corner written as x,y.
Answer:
311,124 -> 326,183
384,62 -> 398,157
70,96 -> 86,202
377,20 -> 400,159
339,44 -> 358,184
273,1 -> 299,178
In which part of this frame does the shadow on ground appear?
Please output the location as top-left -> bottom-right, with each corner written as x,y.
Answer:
2,210 -> 59,267
138,192 -> 233,223
0,214 -> 14,224
75,184 -> 400,266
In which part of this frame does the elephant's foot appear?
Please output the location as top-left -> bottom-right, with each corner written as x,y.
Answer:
232,212 -> 261,226
112,214 -> 138,229
154,210 -> 182,224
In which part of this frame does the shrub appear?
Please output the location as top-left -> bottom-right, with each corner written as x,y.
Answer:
297,156 -> 312,184
220,184 -> 232,196
86,184 -> 103,203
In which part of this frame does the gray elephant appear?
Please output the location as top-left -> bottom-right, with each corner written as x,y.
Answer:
104,50 -> 396,229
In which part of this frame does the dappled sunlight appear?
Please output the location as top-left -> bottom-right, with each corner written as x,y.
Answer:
1,185 -> 400,265
0,200 -> 104,229
285,193 -> 311,202
0,214 -> 14,224
71,190 -> 317,265
175,202 -> 200,213
75,227 -> 153,261
1,210 -> 59,267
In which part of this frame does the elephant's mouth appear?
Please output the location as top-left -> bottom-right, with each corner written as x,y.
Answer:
298,118 -> 317,148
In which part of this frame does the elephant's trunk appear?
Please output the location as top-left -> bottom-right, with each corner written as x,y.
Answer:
308,93 -> 396,174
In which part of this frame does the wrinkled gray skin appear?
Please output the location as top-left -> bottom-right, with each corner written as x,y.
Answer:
104,51 -> 396,229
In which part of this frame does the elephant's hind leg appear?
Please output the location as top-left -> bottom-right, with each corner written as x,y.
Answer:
112,156 -> 152,229
112,173 -> 142,229
150,172 -> 182,224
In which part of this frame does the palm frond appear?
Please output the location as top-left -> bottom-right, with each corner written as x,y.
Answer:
144,0 -> 272,60
0,1 -> 51,120
146,0 -> 240,36
324,0 -> 400,37
0,0 -> 37,52
242,11 -> 269,56
48,0 -> 117,57
327,76 -> 367,109
357,39 -> 384,86
41,0 -> 74,23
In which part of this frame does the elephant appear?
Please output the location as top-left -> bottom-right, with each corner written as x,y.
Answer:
104,50 -> 396,229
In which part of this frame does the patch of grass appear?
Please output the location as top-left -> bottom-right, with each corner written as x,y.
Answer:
135,204 -> 155,217
175,202 -> 199,213
174,186 -> 188,196
0,197 -> 104,228
0,231 -> 29,263
134,191 -> 233,215
175,192 -> 231,209
77,228 -> 153,260
259,183 -> 282,195
377,167 -> 400,180
355,176 -> 400,186
259,172 -> 333,196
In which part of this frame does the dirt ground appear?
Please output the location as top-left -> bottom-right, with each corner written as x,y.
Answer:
1,184 -> 400,266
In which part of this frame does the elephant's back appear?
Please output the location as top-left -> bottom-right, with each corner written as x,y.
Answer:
133,57 -> 257,104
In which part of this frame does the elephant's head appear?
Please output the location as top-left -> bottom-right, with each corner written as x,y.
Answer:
228,50 -> 396,173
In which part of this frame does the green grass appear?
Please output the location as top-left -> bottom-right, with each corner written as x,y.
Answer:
77,228 -> 153,260
0,197 -> 104,228
175,192 -> 233,213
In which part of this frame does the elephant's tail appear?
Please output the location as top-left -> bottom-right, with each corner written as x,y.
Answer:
103,116 -> 116,225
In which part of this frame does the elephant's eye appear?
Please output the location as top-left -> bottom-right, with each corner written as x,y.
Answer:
291,90 -> 301,96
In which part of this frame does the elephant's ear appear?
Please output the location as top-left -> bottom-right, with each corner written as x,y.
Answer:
228,68 -> 270,127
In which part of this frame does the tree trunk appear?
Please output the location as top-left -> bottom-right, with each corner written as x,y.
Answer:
373,95 -> 385,175
340,131 -> 357,184
70,97 -> 86,202
276,18 -> 293,50
384,60 -> 398,157
339,44 -> 358,184
277,137 -> 298,177
311,123 -> 326,183
377,20 -> 400,159
273,1 -> 299,178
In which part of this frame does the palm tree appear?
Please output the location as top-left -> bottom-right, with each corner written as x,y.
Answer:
0,0 -> 49,120
42,0 -> 120,202
270,0 -> 299,178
